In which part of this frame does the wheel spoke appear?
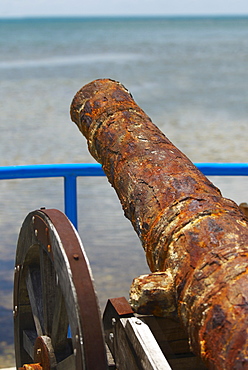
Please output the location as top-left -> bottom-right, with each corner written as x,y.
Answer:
51,282 -> 70,353
22,330 -> 36,360
40,247 -> 56,336
26,267 -> 44,336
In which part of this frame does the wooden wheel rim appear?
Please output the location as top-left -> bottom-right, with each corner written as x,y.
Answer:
14,209 -> 108,369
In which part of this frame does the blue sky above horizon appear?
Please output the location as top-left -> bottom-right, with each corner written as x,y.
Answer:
1,0 -> 248,18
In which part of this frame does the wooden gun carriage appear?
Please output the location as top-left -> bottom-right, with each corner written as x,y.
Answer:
14,79 -> 248,369
14,208 -> 207,370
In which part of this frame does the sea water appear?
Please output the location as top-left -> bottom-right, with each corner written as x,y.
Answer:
0,16 -> 248,366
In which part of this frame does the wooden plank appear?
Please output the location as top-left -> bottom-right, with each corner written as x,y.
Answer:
141,316 -> 208,370
112,318 -> 139,370
103,297 -> 172,369
123,317 -> 172,370
106,345 -> 116,369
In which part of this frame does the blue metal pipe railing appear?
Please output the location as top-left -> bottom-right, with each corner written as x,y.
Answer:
0,163 -> 247,229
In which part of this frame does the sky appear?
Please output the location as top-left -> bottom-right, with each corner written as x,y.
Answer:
1,0 -> 248,18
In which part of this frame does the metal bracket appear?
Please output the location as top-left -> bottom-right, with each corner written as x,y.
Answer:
103,297 -> 171,370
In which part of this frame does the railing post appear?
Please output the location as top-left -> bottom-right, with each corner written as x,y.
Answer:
64,175 -> 78,229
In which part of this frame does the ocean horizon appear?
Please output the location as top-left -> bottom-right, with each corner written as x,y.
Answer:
1,14 -> 248,19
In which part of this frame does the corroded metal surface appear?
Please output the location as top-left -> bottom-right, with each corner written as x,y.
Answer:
129,272 -> 177,317
33,336 -> 55,370
71,79 -> 248,369
19,364 -> 43,370
240,202 -> 248,218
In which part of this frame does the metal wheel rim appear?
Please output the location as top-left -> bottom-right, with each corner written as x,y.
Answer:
14,208 -> 108,370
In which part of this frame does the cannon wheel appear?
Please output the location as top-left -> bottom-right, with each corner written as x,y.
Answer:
14,208 -> 108,370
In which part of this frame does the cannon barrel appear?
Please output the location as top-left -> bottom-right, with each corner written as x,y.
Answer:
71,79 -> 248,369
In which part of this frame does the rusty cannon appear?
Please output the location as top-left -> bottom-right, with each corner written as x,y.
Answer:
70,79 -> 248,369
13,79 -> 248,370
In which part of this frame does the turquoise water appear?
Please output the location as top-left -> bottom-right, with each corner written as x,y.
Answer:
0,16 -> 248,366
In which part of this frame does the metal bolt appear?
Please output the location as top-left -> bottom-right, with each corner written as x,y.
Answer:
73,254 -> 79,260
35,229 -> 38,236
13,305 -> 18,317
36,348 -> 41,355
109,333 -> 114,342
111,317 -> 116,326
32,216 -> 35,224
135,320 -> 142,325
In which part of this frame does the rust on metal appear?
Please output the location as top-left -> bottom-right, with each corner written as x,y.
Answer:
33,215 -> 53,258
130,272 -> 177,317
33,336 -> 55,370
103,297 -> 134,333
240,202 -> 248,218
40,209 -> 108,370
108,297 -> 134,317
71,79 -> 248,369
19,364 -> 43,370
102,296 -> 134,362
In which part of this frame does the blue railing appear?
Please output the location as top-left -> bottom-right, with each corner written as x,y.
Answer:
0,163 -> 248,229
